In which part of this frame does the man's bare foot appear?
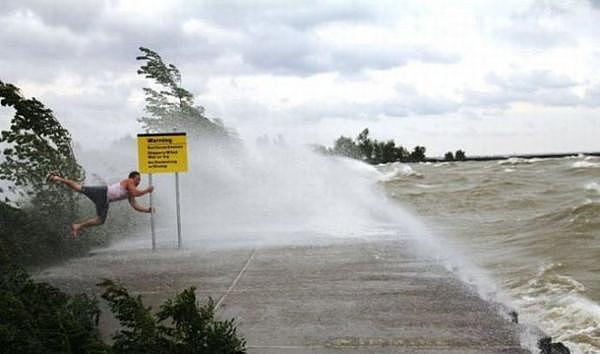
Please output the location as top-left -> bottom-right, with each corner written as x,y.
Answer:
71,224 -> 80,237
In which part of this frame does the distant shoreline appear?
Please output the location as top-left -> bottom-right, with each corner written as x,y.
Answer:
424,152 -> 600,163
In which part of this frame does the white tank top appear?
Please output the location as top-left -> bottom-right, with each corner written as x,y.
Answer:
107,182 -> 129,202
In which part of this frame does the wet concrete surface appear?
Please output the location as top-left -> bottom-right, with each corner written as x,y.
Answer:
35,239 -> 529,353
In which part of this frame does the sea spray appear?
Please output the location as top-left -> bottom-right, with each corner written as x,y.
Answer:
78,137 -> 422,250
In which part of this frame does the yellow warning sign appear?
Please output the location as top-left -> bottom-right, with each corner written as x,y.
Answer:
137,133 -> 188,173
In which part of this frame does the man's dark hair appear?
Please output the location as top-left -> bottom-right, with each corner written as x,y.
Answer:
129,171 -> 141,179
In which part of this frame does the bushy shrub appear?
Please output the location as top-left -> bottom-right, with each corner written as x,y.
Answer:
0,244 -> 108,354
0,247 -> 247,354
99,279 -> 246,354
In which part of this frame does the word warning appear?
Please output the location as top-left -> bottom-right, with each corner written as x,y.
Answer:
137,132 -> 188,173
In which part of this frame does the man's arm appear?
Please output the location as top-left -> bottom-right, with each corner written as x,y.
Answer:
129,197 -> 152,213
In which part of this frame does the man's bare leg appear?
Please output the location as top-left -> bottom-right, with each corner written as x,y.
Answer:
51,175 -> 83,192
72,216 -> 102,237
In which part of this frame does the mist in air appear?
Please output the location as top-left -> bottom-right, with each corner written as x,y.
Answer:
75,134 -> 422,251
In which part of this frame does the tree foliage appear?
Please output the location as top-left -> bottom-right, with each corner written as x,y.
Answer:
330,128 -> 412,164
0,80 -> 83,207
332,136 -> 362,159
0,81 -> 96,266
407,146 -> 426,162
136,47 -> 232,139
0,244 -> 247,354
322,128 -> 469,164
98,279 -> 247,354
0,243 -> 108,354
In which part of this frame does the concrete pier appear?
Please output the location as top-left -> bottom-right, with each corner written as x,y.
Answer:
35,240 -> 529,353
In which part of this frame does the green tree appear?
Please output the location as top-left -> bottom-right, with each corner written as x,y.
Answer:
332,136 -> 361,159
408,146 -> 426,162
0,244 -> 108,353
455,149 -> 466,161
0,80 -> 83,206
0,244 -> 247,354
0,81 -> 90,265
136,47 -> 231,139
356,128 -> 373,162
394,145 -> 408,162
444,151 -> 454,161
381,140 -> 396,163
99,279 -> 247,354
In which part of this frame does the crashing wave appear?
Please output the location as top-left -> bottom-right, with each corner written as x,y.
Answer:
584,182 -> 600,194
572,161 -> 600,169
498,158 -> 534,165
378,163 -> 423,181
510,263 -> 600,354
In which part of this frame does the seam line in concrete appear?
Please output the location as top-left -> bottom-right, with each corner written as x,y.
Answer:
247,345 -> 325,350
215,249 -> 256,310
247,344 -> 524,350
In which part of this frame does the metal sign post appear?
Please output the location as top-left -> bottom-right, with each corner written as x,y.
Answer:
137,132 -> 188,250
175,172 -> 182,249
149,173 -> 156,251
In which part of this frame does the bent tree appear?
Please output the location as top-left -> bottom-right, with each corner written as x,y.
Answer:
0,80 -> 83,207
136,47 -> 232,139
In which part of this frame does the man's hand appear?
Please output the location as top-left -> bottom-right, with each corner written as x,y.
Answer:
146,186 -> 154,194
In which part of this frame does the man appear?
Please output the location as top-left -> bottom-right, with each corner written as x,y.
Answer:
48,171 -> 154,237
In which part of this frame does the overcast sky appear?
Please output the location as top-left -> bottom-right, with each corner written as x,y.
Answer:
1,0 -> 600,156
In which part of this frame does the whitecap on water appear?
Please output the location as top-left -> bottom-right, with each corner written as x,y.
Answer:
584,182 -> 600,194
572,161 -> 600,169
498,157 -> 533,165
378,163 -> 423,181
510,263 -> 600,354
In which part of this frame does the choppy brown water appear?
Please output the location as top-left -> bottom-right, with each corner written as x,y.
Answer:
378,155 -> 600,353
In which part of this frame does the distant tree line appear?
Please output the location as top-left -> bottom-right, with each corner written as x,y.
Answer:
444,150 -> 466,161
314,128 -> 466,164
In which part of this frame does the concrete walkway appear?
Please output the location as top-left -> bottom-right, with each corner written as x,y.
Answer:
36,240 -> 529,353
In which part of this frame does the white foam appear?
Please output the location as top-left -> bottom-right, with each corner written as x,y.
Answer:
572,161 -> 600,169
433,162 -> 450,167
498,157 -> 532,165
584,182 -> 600,194
510,263 -> 600,354
378,162 -> 423,182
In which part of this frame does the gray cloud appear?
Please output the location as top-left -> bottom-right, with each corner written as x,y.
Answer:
387,83 -> 459,116
2,0 -> 106,32
0,1 -> 458,81
493,2 -> 577,49
282,82 -> 459,122
464,70 -> 582,108
240,25 -> 459,76
486,70 -> 577,92
495,24 -> 575,49
1,0 -> 598,154
186,1 -> 377,30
